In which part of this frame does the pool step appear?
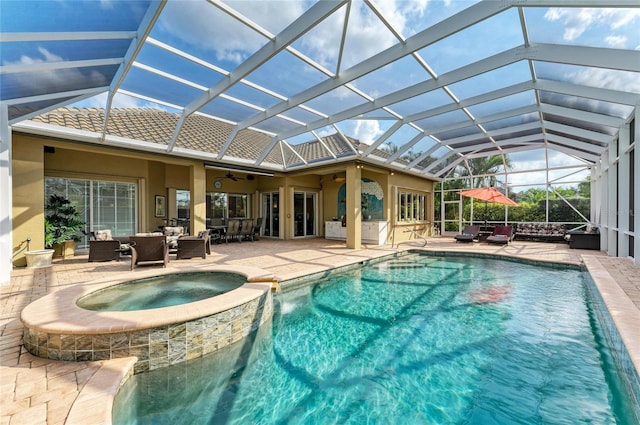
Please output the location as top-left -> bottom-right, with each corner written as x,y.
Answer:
382,260 -> 425,269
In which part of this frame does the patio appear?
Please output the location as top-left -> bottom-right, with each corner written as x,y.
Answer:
1,237 -> 639,424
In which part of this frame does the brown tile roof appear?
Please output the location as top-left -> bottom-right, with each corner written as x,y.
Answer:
29,107 -> 394,169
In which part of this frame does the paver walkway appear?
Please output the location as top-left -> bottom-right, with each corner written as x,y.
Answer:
2,237 -> 638,424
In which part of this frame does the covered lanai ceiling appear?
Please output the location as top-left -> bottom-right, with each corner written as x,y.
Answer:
2,0 -> 639,186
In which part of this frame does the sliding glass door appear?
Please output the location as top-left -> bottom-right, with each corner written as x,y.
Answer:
261,192 -> 279,238
45,177 -> 137,250
293,191 -> 317,237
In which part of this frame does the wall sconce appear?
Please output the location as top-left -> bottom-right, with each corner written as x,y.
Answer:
390,171 -> 395,176
333,174 -> 346,182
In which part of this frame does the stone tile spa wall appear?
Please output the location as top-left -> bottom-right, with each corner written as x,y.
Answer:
23,291 -> 273,374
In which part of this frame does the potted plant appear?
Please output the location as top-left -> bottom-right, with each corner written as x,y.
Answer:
44,194 -> 86,258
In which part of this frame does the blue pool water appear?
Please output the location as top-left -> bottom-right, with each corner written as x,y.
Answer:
78,272 -> 245,311
113,255 -> 639,424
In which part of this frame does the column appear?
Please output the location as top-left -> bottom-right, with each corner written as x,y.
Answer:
0,104 -> 11,285
607,138 -> 617,257
345,165 -> 361,249
617,124 -> 630,258
634,107 -> 640,266
190,163 -> 207,235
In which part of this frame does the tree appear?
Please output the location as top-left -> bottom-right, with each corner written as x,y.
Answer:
456,155 -> 511,188
578,176 -> 591,198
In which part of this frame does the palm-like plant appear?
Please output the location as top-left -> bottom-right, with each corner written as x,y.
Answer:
457,155 -> 511,188
44,194 -> 86,248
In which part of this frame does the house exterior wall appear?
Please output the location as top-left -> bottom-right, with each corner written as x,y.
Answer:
12,135 -> 45,267
11,131 -> 437,268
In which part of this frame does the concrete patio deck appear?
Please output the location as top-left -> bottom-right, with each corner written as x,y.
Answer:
2,237 -> 639,424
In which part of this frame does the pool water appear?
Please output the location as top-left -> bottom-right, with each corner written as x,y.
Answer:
78,272 -> 245,311
113,255 -> 639,424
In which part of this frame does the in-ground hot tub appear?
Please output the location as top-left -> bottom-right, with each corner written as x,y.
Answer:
77,272 -> 247,311
21,265 -> 277,373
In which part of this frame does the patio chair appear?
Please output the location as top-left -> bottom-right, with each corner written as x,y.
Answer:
454,225 -> 480,243
88,230 -> 131,262
240,218 -> 255,241
129,235 -> 169,269
225,219 -> 242,243
162,226 -> 186,252
252,217 -> 263,241
486,225 -> 514,245
177,230 -> 211,259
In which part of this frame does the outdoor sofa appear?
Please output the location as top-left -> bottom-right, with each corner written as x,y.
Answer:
513,223 -> 567,242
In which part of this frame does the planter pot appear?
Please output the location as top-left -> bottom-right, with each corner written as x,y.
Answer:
25,249 -> 55,268
53,240 -> 76,258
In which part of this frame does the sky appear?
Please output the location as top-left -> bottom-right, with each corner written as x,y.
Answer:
3,0 -> 639,190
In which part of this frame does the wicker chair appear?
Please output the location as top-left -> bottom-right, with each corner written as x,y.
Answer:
88,230 -> 130,262
176,230 -> 211,259
129,235 -> 169,270
88,239 -> 121,262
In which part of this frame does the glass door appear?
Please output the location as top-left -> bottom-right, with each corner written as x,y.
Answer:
261,192 -> 279,238
293,191 -> 317,237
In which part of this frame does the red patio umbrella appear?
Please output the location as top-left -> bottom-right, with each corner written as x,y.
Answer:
458,187 -> 518,222
458,187 -> 518,207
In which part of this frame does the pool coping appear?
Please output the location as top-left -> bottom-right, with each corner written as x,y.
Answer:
20,265 -> 276,334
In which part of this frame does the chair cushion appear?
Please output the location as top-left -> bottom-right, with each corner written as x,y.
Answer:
163,226 -> 184,237
94,230 -> 112,240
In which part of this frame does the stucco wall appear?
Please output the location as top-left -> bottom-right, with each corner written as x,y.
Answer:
12,136 -> 45,266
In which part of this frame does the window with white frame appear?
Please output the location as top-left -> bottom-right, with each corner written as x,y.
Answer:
45,177 -> 137,249
397,190 -> 428,222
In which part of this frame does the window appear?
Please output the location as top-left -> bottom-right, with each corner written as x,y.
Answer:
45,177 -> 137,249
175,190 -> 190,228
397,190 -> 428,222
229,194 -> 248,218
206,192 -> 250,223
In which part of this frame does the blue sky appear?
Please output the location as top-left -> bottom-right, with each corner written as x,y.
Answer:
3,0 -> 639,189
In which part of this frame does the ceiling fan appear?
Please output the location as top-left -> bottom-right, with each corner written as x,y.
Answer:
216,171 -> 245,182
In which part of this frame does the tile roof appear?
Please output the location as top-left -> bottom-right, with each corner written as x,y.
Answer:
29,108 -> 395,170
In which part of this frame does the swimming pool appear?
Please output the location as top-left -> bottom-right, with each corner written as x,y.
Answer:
77,272 -> 246,311
113,254 -> 640,424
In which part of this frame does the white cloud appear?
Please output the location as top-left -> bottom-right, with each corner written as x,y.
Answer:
605,35 -> 627,48
300,0 -> 431,70
159,1 -> 286,64
351,119 -> 383,144
5,47 -> 108,94
71,91 -> 172,111
567,67 -> 640,94
544,8 -> 640,42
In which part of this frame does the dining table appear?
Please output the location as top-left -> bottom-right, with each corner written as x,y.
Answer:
207,225 -> 228,244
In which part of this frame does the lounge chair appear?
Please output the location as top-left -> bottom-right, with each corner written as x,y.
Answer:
129,235 -> 169,269
454,225 -> 480,243
176,230 -> 211,259
486,225 -> 514,245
